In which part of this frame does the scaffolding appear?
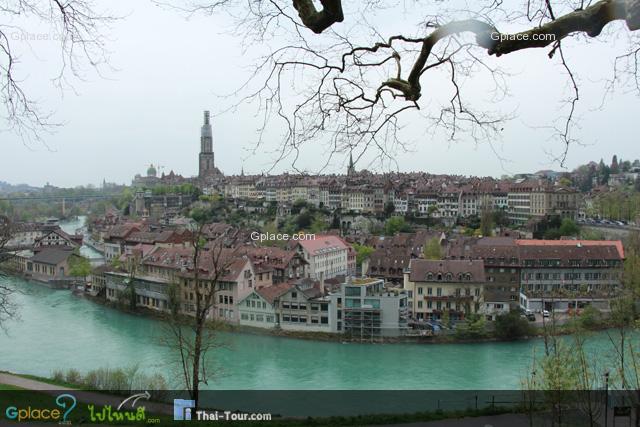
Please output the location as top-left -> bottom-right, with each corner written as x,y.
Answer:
343,308 -> 382,342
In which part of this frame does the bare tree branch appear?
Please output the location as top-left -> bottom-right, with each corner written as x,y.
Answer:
0,0 -> 116,141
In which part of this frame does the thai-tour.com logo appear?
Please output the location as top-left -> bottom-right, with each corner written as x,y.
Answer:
174,399 -> 196,421
173,399 -> 272,422
5,393 -> 77,423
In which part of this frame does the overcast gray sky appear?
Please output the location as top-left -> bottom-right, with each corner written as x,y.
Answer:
1,0 -> 638,188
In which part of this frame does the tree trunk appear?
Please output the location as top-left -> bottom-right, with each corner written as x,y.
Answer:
192,314 -> 204,408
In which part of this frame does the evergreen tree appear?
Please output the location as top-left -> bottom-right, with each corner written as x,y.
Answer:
611,154 -> 620,174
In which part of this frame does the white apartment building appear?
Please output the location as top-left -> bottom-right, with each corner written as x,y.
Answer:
295,235 -> 351,280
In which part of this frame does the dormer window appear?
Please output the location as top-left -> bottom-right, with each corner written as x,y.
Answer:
426,272 -> 433,281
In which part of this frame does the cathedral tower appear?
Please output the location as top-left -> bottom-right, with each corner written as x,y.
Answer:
199,111 -> 215,178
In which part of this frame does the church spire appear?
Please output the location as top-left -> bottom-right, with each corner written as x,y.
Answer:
199,110 -> 215,179
347,150 -> 356,176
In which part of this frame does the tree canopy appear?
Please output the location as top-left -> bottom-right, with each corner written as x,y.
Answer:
151,0 -> 640,170
4,1 -> 640,170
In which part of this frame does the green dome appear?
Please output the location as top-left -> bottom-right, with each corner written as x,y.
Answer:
147,164 -> 157,177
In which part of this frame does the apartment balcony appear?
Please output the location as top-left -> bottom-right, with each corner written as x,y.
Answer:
424,295 -> 475,302
522,289 -> 618,300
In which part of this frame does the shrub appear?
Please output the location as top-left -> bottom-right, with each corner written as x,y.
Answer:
578,305 -> 603,330
65,369 -> 82,385
62,366 -> 169,395
83,369 -> 100,389
454,314 -> 488,339
494,311 -> 534,340
52,370 -> 65,384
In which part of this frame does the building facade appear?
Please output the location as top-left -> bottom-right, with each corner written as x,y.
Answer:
404,259 -> 486,321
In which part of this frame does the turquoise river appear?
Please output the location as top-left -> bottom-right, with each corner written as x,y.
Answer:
0,219 -> 624,390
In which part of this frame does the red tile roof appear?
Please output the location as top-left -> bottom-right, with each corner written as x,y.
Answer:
296,235 -> 349,255
408,259 -> 486,283
515,239 -> 624,259
255,282 -> 295,304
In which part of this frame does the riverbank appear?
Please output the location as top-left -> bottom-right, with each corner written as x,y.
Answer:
4,272 -> 631,392
72,281 -> 614,346
3,267 -> 609,346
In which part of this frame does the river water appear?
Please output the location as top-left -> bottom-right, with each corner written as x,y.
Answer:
0,219 -> 623,390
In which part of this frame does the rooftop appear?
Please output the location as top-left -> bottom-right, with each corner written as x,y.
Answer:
350,277 -> 383,286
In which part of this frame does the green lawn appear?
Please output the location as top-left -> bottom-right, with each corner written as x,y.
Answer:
0,384 -> 24,390
0,370 -> 83,389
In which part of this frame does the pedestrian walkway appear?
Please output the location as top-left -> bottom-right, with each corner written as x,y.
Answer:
0,372 -> 172,415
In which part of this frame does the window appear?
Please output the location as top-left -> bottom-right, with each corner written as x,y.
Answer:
291,292 -> 297,298
417,287 -> 423,295
417,301 -> 423,308
345,298 -> 361,308
345,287 -> 360,297
321,317 -> 329,324
364,299 -> 380,309
427,287 -> 432,295
436,288 -> 442,297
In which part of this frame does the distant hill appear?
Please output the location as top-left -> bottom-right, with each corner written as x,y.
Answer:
0,181 -> 41,194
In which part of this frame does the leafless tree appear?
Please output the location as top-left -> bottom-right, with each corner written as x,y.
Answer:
161,228 -> 239,408
160,0 -> 640,171
0,0 -> 115,141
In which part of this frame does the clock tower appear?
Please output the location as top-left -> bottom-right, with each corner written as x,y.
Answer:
198,110 -> 215,178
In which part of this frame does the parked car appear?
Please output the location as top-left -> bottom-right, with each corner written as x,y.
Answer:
526,313 -> 536,322
542,310 -> 550,318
